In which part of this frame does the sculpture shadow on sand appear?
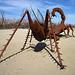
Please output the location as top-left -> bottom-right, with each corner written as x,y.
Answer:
0,42 -> 61,68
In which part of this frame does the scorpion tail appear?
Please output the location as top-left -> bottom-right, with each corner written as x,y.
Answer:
51,7 -> 66,23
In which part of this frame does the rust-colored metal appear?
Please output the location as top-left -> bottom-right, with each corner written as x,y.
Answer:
0,9 -> 65,69
37,9 -> 44,23
0,11 -> 28,57
51,7 -> 74,37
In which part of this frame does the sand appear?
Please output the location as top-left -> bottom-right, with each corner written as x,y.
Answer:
0,28 -> 75,75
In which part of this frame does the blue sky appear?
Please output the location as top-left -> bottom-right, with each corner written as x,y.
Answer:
0,0 -> 75,24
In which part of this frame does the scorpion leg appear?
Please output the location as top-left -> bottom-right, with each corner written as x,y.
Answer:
65,25 -> 71,37
62,27 -> 66,35
66,24 -> 74,37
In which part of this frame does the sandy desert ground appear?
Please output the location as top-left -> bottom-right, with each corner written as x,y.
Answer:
0,28 -> 75,75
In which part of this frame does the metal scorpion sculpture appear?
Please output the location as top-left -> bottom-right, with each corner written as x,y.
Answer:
0,7 -> 74,69
51,8 -> 74,38
37,8 -> 74,39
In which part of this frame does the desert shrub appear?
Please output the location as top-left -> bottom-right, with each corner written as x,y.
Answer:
0,20 -> 29,29
0,20 -> 75,29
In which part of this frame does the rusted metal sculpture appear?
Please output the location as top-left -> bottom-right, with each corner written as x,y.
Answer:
36,8 -> 74,38
51,7 -> 74,37
0,9 -> 66,69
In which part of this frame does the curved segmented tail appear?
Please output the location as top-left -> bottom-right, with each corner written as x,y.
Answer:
51,7 -> 66,23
